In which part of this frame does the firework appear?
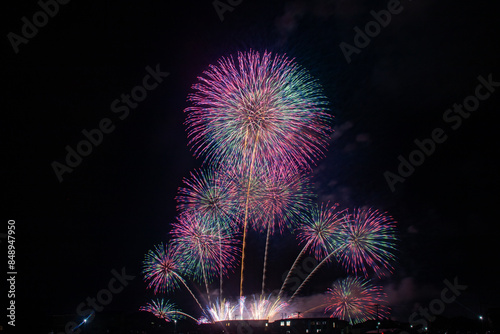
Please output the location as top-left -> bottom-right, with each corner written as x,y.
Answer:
279,203 -> 345,298
336,208 -> 398,278
239,296 -> 246,320
219,162 -> 315,232
218,162 -> 269,296
207,298 -> 238,322
184,50 -> 333,171
139,49 -> 401,324
185,49 -> 333,296
170,213 -> 240,284
142,242 -> 206,313
205,295 -> 288,321
140,299 -> 197,322
197,316 -> 211,324
297,202 -> 346,260
220,163 -> 267,228
219,163 -> 314,294
142,243 -> 185,294
289,208 -> 397,301
325,277 -> 389,324
176,168 -> 239,230
248,294 -> 288,321
259,167 -> 313,294
256,166 -> 314,234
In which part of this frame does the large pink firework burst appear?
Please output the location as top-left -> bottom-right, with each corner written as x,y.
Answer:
325,276 -> 389,325
184,50 -> 333,171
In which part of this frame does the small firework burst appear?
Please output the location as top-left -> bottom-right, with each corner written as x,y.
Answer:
140,299 -> 187,322
220,162 -> 268,228
142,243 -> 185,294
170,213 -> 240,283
256,166 -> 314,234
297,202 -> 347,261
325,277 -> 389,324
336,208 -> 398,277
220,163 -> 313,234
176,167 -> 239,230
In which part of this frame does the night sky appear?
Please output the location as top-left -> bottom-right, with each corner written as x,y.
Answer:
4,0 -> 500,331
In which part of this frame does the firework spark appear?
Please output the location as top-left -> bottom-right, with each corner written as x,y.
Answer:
207,298 -> 238,322
205,295 -> 288,321
325,277 -> 389,324
248,294 -> 288,321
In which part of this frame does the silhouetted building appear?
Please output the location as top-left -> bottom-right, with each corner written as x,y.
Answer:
274,317 -> 349,334
198,318 -> 349,334
199,319 -> 268,334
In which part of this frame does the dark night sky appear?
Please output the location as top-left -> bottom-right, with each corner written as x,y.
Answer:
3,0 -> 500,331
